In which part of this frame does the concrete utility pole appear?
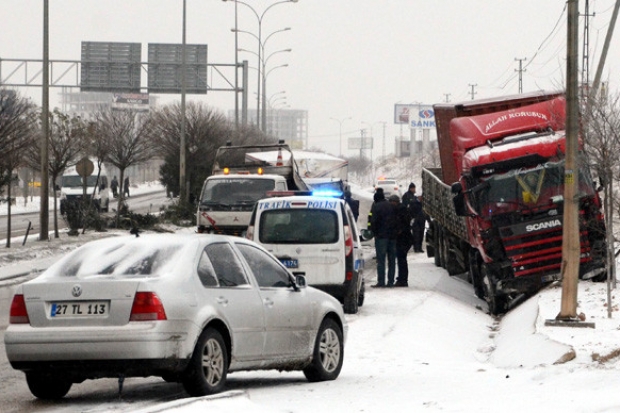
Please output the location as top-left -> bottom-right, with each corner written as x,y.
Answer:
468,84 -> 477,100
39,0 -> 50,242
557,0 -> 581,321
515,57 -> 527,93
590,0 -> 620,98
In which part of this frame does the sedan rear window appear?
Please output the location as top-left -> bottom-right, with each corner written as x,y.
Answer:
52,240 -> 184,278
259,209 -> 339,244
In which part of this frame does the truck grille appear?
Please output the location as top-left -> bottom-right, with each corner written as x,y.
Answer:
498,213 -> 592,278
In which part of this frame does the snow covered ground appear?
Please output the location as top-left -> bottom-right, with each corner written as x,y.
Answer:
2,184 -> 620,412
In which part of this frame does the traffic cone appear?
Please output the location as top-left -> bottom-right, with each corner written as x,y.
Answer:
276,148 -> 283,166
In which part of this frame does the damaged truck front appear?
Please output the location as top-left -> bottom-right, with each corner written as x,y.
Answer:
423,92 -> 607,315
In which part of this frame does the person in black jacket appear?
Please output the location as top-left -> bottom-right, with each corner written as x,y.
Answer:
344,188 -> 360,222
402,182 -> 425,252
390,194 -> 414,287
369,188 -> 397,287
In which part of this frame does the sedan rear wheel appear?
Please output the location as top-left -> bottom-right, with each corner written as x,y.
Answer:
303,318 -> 344,382
182,328 -> 228,396
26,373 -> 72,400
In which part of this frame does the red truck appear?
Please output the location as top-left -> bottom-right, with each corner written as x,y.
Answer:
422,91 -> 607,315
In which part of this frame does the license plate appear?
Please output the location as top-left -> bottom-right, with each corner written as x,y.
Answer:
280,259 -> 299,269
50,301 -> 109,318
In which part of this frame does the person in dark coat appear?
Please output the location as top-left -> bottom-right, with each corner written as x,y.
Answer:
110,176 -> 119,198
390,194 -> 414,287
402,182 -> 425,252
123,177 -> 130,197
369,188 -> 397,287
344,188 -> 360,222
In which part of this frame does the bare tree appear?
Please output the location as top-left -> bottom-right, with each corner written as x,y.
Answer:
24,109 -> 89,238
584,91 -> 620,289
147,102 -> 252,200
91,109 -> 154,226
0,88 -> 37,247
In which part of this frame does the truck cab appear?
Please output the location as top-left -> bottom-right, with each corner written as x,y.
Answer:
424,92 -> 607,315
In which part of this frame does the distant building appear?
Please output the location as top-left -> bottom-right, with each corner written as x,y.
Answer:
59,88 -> 162,183
233,108 -> 308,150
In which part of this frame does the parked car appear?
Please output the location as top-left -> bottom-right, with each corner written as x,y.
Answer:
247,193 -> 365,314
374,178 -> 402,197
4,233 -> 347,399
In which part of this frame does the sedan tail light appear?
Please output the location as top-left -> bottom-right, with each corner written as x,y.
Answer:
9,294 -> 30,324
130,292 -> 167,321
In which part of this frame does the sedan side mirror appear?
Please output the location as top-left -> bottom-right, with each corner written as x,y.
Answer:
294,273 -> 307,288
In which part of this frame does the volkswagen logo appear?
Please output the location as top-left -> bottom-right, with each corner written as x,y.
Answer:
71,285 -> 82,298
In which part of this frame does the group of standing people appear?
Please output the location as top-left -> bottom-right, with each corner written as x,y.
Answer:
367,182 -> 426,288
111,176 -> 130,198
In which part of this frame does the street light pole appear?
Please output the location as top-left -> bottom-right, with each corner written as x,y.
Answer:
262,49 -> 291,132
330,117 -> 352,157
223,0 -> 298,131
179,0 -> 188,203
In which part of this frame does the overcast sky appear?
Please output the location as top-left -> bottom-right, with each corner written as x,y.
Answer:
1,1 -> 619,157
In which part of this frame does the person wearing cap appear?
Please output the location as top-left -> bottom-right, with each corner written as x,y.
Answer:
369,188 -> 397,287
344,187 -> 360,222
389,194 -> 414,287
402,182 -> 425,253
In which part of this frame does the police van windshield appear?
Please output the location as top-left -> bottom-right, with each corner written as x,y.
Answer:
259,209 -> 339,244
62,175 -> 99,188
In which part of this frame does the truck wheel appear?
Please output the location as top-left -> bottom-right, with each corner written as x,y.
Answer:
426,223 -> 435,258
440,228 -> 449,269
433,224 -> 441,267
445,249 -> 461,276
469,250 -> 485,299
481,264 -> 508,315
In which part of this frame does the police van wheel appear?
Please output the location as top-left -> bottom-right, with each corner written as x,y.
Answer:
343,275 -> 359,314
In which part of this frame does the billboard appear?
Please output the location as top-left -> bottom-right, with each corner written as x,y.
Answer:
410,105 -> 436,129
148,43 -> 208,94
394,104 -> 411,124
348,137 -> 373,150
394,103 -> 436,129
80,42 -> 142,92
112,93 -> 150,112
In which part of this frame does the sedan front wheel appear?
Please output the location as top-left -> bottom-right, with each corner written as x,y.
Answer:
303,318 -> 344,382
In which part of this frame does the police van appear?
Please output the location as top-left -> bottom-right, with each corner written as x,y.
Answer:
247,193 -> 365,314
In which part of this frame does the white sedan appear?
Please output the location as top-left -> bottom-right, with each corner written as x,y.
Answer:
5,233 -> 347,399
